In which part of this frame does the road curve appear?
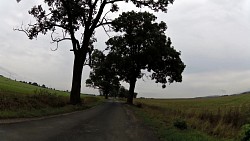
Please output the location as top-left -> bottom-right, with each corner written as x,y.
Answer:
0,100 -> 159,141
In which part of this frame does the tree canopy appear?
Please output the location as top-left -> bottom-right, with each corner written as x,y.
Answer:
85,49 -> 120,99
106,11 -> 185,104
16,0 -> 175,104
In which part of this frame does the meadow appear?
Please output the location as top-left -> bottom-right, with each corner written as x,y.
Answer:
2,74 -> 250,140
0,75 -> 103,118
133,94 -> 250,141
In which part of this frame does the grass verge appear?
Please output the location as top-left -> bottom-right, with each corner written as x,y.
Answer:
0,75 -> 104,119
130,101 -> 236,141
0,89 -> 104,119
133,95 -> 250,140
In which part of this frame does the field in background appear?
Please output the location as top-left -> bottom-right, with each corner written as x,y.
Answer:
2,74 -> 250,140
0,75 -> 70,96
134,94 -> 250,141
0,75 -> 103,118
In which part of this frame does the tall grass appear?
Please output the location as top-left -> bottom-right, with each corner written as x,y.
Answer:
0,89 -> 103,118
0,75 -> 103,118
135,94 -> 250,140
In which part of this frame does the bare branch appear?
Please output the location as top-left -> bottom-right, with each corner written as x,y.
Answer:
96,21 -> 112,28
106,0 -> 123,4
96,12 -> 112,37
51,30 -> 71,43
101,24 -> 111,38
13,22 -> 30,37
90,0 -> 108,32
96,10 -> 112,28
50,30 -> 71,51
51,43 -> 59,51
51,37 -> 72,43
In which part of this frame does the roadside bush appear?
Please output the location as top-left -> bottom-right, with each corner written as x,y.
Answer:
239,124 -> 250,141
135,102 -> 143,108
173,118 -> 188,130
32,89 -> 68,107
0,89 -> 68,110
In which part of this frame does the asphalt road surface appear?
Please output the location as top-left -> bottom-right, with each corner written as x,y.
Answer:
0,100 -> 159,141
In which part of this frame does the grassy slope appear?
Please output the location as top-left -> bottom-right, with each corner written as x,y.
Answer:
133,94 -> 250,141
0,75 -> 103,119
0,75 -> 69,96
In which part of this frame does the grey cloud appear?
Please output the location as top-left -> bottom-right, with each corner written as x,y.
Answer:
1,1 -> 250,98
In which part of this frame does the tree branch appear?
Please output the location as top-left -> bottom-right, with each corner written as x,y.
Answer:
61,0 -> 79,53
13,23 -> 29,37
50,30 -> 71,51
101,24 -> 111,38
96,21 -> 112,28
106,0 -> 123,4
90,0 -> 107,32
93,0 -> 99,8
96,10 -> 112,28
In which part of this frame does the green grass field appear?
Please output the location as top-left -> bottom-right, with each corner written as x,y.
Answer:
0,75 -> 103,118
2,74 -> 250,140
0,75 -> 69,96
133,94 -> 250,141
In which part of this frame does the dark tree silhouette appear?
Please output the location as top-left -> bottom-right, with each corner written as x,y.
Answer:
41,84 -> 46,88
32,82 -> 39,86
16,0 -> 174,104
85,49 -> 120,99
118,86 -> 129,98
106,11 -> 185,104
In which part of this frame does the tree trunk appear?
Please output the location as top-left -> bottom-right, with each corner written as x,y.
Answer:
70,53 -> 85,105
104,89 -> 108,99
105,93 -> 108,99
127,77 -> 137,104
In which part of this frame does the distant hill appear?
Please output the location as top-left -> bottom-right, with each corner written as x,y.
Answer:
0,75 -> 69,96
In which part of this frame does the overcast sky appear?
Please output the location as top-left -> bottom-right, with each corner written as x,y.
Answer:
0,0 -> 250,98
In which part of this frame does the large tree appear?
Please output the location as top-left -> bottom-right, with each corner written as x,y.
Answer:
16,0 -> 174,104
106,11 -> 185,104
85,49 -> 120,99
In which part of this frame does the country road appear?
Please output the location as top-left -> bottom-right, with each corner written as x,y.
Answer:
0,100 -> 159,141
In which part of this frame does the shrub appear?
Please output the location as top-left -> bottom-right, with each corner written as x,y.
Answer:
173,118 -> 188,130
240,124 -> 250,141
135,102 -> 143,108
32,89 -> 68,107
